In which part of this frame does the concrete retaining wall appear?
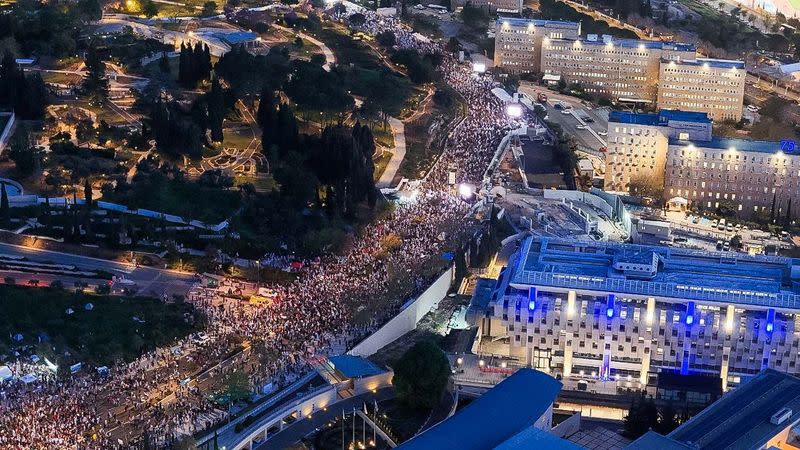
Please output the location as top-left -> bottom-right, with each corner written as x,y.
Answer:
348,266 -> 454,357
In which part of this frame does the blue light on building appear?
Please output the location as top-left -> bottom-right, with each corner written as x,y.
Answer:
686,302 -> 696,326
606,294 -> 615,318
528,287 -> 537,311
766,308 -> 776,334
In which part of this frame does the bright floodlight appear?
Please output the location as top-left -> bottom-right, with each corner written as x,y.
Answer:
458,183 -> 473,199
506,103 -> 523,118
472,62 -> 486,73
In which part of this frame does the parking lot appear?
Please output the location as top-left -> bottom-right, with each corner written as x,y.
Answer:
518,83 -> 609,157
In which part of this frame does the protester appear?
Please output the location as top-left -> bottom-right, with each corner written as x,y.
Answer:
0,18 -> 515,449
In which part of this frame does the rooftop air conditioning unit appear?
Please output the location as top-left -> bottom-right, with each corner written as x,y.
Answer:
771,407 -> 793,426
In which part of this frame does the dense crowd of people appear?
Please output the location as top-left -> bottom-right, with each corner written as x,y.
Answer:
0,9 -> 520,450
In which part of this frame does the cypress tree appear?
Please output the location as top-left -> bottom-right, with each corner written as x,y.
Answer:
207,78 -> 225,142
786,198 -> 793,227
770,193 -> 777,223
0,182 -> 8,218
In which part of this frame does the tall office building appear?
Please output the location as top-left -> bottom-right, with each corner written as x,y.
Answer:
540,36 -> 696,102
665,137 -> 797,219
657,58 -> 747,122
605,110 -> 712,193
475,236 -> 800,393
493,18 -> 581,73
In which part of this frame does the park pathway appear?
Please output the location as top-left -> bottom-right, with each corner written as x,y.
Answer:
377,117 -> 406,188
271,24 -> 336,72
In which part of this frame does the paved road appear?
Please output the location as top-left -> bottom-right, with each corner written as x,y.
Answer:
377,117 -> 406,188
0,242 -> 196,296
519,84 -> 608,154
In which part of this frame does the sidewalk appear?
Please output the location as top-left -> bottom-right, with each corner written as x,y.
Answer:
377,117 -> 406,188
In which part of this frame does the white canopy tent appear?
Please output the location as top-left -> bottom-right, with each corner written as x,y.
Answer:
0,366 -> 12,382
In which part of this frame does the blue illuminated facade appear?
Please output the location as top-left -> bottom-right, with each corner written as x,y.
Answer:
481,237 -> 800,393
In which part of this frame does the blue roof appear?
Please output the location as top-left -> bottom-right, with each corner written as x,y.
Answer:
496,16 -> 580,29
397,368 -> 562,450
214,31 -> 257,44
609,109 -> 711,126
494,426 -> 583,449
510,237 -> 800,310
328,355 -> 385,378
669,136 -> 784,154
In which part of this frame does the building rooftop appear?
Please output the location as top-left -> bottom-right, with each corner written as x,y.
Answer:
493,426 -> 583,449
508,237 -> 800,310
667,57 -> 745,70
665,369 -> 800,450
669,136 -> 786,155
396,368 -> 562,450
549,37 -> 695,52
212,31 -> 258,44
609,109 -> 711,126
328,355 -> 385,379
497,16 -> 581,29
625,431 -> 694,450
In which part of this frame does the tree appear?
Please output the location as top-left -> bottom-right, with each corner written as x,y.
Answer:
8,125 -> 40,177
376,30 -> 396,48
257,88 -> 280,151
142,0 -> 159,18
445,36 -> 461,53
158,52 -> 171,74
730,234 -> 742,250
76,119 -> 96,144
393,340 -> 450,409
201,0 -> 217,17
623,394 -> 659,439
76,0 -> 102,23
81,48 -> 108,105
460,2 -> 490,31
0,182 -> 8,218
206,78 -> 225,142
770,193 -> 777,223
349,12 -> 367,27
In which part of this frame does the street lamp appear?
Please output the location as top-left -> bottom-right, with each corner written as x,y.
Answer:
458,183 -> 474,200
505,103 -> 523,118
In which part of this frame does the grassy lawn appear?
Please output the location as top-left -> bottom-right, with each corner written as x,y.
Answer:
106,176 -> 242,224
41,71 -> 82,85
679,0 -> 727,20
317,27 -> 385,71
398,86 -> 466,180
372,122 -> 395,149
221,127 -> 256,151
373,150 -> 393,181
234,174 -> 276,192
0,285 -> 204,367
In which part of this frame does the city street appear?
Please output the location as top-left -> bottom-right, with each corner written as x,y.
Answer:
518,83 -> 609,156
0,242 -> 197,296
